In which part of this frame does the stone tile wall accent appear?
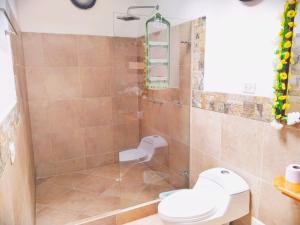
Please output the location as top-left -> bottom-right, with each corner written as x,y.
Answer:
289,46 -> 300,112
191,17 -> 206,93
22,33 -> 141,178
0,106 -> 20,176
193,91 -> 273,122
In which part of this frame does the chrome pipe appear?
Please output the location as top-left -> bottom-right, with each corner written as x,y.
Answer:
127,5 -> 159,15
0,8 -> 17,35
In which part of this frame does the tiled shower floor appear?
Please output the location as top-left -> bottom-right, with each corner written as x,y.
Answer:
36,163 -> 174,225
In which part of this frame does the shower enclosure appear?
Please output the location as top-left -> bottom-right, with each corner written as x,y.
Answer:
114,10 -> 192,209
30,10 -> 192,225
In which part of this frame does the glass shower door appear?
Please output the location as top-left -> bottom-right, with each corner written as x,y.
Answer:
113,12 -> 191,209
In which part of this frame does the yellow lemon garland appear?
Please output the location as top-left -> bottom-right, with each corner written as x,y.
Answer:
273,0 -> 298,122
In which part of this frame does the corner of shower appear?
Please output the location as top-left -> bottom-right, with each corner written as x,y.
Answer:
112,6 -> 192,214
34,9 -> 192,225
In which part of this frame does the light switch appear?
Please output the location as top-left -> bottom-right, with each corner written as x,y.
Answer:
243,83 -> 256,94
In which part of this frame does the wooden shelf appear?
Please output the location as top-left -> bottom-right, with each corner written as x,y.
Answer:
273,176 -> 300,201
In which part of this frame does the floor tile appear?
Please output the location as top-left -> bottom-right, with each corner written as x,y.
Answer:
36,207 -> 86,225
36,163 -> 174,225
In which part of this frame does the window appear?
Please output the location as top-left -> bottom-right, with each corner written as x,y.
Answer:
0,11 -> 17,122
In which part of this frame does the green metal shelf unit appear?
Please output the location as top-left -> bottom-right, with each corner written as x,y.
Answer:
145,12 -> 170,89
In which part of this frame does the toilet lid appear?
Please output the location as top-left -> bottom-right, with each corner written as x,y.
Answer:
158,189 -> 216,222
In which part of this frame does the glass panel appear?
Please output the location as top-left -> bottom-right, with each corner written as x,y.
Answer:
113,13 -> 192,209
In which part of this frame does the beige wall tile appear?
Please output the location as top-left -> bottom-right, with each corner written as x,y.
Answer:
169,104 -> 190,145
78,35 -> 112,66
48,99 -> 82,132
44,67 -> 81,100
80,66 -> 112,97
113,96 -> 139,114
113,121 -> 140,151
262,126 -> 300,184
80,97 -> 113,127
84,125 -> 114,156
112,38 -> 138,70
28,100 -> 51,135
112,69 -> 138,95
221,114 -> 264,177
190,108 -> 300,224
168,139 -> 189,177
258,181 -> 300,225
32,133 -> 53,164
25,67 -> 48,100
22,32 -> 45,66
11,33 -> 25,66
24,33 -> 144,177
191,108 -> 221,158
42,34 -> 78,66
51,128 -> 85,161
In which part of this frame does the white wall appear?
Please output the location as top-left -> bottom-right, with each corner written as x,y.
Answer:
142,0 -> 284,98
145,0 -> 285,97
15,0 -> 285,97
16,0 -> 145,36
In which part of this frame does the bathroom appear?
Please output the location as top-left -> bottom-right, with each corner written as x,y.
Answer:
0,0 -> 300,224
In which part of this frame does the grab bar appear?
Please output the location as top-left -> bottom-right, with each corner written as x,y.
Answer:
0,8 -> 17,35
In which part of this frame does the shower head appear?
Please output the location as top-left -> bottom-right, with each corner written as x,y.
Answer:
117,5 -> 159,22
117,15 -> 140,21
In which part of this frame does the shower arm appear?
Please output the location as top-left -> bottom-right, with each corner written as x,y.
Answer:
127,5 -> 159,16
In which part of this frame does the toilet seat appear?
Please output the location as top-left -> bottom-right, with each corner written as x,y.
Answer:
158,189 -> 217,223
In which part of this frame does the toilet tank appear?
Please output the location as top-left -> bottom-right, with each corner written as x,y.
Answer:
138,135 -> 168,151
195,168 -> 249,195
193,168 -> 250,221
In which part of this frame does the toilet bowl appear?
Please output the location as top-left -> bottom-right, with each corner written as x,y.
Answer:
158,168 -> 250,225
119,135 -> 168,163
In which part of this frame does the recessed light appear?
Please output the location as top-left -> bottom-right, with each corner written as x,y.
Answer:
70,0 -> 97,10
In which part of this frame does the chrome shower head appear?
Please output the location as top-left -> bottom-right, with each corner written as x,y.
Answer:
117,15 -> 140,21
117,5 -> 159,22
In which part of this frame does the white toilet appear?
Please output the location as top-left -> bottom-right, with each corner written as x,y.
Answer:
158,168 -> 250,225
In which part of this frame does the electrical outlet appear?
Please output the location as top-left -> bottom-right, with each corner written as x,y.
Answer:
9,142 -> 16,164
243,83 -> 256,94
